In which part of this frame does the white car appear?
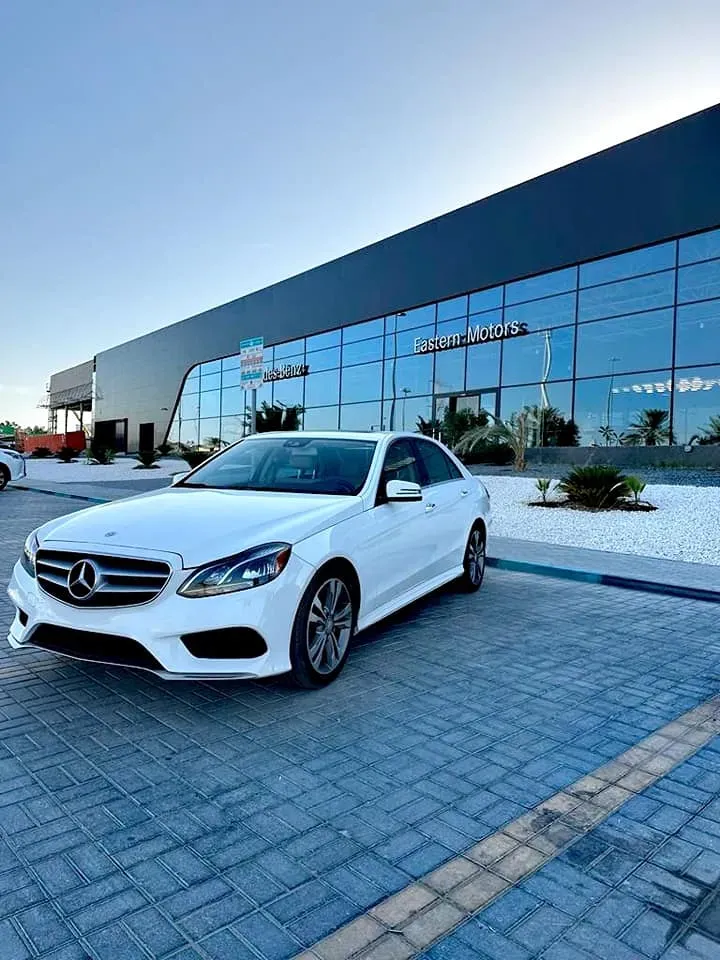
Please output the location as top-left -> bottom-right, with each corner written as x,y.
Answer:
0,447 -> 27,490
7,432 -> 490,687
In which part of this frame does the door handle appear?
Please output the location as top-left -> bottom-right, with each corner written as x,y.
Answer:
425,502 -> 436,512
460,489 -> 470,497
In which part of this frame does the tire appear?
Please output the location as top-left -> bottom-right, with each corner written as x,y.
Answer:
0,465 -> 9,492
290,570 -> 357,688
458,524 -> 486,592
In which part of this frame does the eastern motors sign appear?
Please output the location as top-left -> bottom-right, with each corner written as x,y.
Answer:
414,320 -> 529,354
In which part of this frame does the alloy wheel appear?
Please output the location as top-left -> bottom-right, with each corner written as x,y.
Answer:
466,528 -> 486,586
306,578 -> 353,675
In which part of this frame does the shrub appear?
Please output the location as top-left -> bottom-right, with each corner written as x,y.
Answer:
625,475 -> 647,505
90,446 -> 116,465
459,443 -> 514,465
181,449 -> 211,469
535,478 -> 553,504
31,446 -> 53,458
558,465 -> 630,509
56,445 -> 78,463
135,449 -> 161,468
455,411 -> 530,471
157,442 -> 175,456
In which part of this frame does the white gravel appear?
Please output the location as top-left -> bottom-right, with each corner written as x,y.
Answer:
481,475 -> 720,566
22,456 -> 184,483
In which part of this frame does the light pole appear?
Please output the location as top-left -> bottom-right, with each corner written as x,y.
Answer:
389,312 -> 406,430
605,357 -> 620,436
401,387 -> 412,430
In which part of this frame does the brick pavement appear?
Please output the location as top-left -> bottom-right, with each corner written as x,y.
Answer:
1,490 -> 720,959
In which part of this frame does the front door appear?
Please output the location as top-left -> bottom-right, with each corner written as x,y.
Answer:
435,390 -> 499,422
139,422 -> 155,451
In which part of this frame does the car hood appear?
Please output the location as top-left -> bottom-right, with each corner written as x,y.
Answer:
39,488 -> 364,568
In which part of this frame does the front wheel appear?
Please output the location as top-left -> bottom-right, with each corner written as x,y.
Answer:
458,525 -> 486,592
290,572 -> 356,688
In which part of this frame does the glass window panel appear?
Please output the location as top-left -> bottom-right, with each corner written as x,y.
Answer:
303,406 -> 340,430
304,369 -> 340,408
437,317 -> 467,338
434,346 -> 466,394
220,386 -> 243,417
415,439 -> 462,485
505,267 -> 577,305
272,375 -> 305,408
220,415 -> 245,445
273,338 -> 305,361
679,228 -> 720,266
469,286 -> 503,314
466,341 -> 501,390
502,326 -> 575,386
578,271 -> 675,321
178,418 -> 199,446
186,364 -> 200,380
501,381 -> 573,422
381,438 -> 422,485
306,329 -> 341,351
182,376 -> 199,395
263,347 -> 274,364
385,323 -> 435,358
180,392 -> 201,420
677,259 -> 720,304
200,390 -> 221,418
675,300 -> 720,367
307,346 -> 340,371
166,417 -> 180,445
382,395 -> 432,432
575,309 -> 673,379
221,366 -> 241,388
343,317 -> 384,343
574,370 -> 671,445
673,366 -> 720,444
341,361 -> 383,403
342,337 -> 383,366
254,381 -> 272,407
222,355 -> 240,371
200,372 -> 221,392
200,359 -> 221,376
505,292 -> 576,330
386,305 -> 436,333
580,242 -> 675,287
384,354 -> 434,401
437,296 -> 468,322
199,418 -> 221,447
340,401 -> 382,432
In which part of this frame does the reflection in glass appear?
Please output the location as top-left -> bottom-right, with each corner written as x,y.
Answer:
273,338 -> 306,361
677,259 -> 720,304
675,300 -> 720,367
199,372 -> 221,392
437,316 -> 467,339
505,266 -> 576,305
437,296 -> 468,321
388,305 -> 435,331
342,337 -> 383,366
180,393 -> 201,420
575,309 -> 673,379
306,329 -> 341,351
382,395 -> 432,432
384,354 -> 434,400
187,364 -> 200,380
182,376 -> 199,395
469,286 -> 503,314
574,370 -> 671,445
578,271 -> 675,321
221,386 -> 243,417
307,346 -> 341,371
200,391 -> 221,419
341,361 -> 383,403
222,355 -> 240,371
579,242 -> 675,287
679,228 -> 720,266
500,382 -> 572,421
304,369 -> 340,408
178,419 -> 199,446
343,317 -> 384,343
340,401 -> 382,431
385,323 -> 436,358
673,366 -> 720,443
466,341 -> 501,390
502,326 -> 574,386
434,347 -> 466,394
220,415 -> 245,445
200,360 -> 221,376
221,366 -> 241,388
272,375 -> 305,408
199,418 -> 221,447
505,292 -> 576,330
303,406 -> 340,430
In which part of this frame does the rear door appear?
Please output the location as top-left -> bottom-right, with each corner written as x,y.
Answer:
414,438 -> 470,578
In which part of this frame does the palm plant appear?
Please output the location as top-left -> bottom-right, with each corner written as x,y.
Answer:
690,414 -> 720,445
558,465 -> 629,509
625,475 -> 646,505
535,478 -> 553,504
455,410 -> 530,471
56,445 -> 78,463
598,424 -> 618,446
252,403 -> 303,433
135,449 -> 161,468
624,408 -> 672,446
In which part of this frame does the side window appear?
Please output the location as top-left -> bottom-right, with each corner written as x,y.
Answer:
379,439 -> 422,496
416,440 -> 462,486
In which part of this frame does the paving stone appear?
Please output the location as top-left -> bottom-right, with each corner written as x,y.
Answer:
403,901 -> 467,949
449,870 -> 509,911
370,883 -> 436,926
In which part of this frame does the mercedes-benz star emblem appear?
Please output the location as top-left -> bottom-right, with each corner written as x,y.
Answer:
67,560 -> 99,600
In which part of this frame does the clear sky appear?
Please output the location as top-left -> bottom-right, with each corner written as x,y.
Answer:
1,0 -> 719,427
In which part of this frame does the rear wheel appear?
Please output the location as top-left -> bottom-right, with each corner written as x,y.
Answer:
0,465 -> 9,491
290,572 -> 356,688
458,525 -> 486,592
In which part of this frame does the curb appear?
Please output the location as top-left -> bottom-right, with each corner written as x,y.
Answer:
10,484 -> 110,505
487,555 -> 720,605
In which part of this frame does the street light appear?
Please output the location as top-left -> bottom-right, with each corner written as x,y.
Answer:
389,312 -> 406,430
605,357 -> 620,434
401,387 -> 412,430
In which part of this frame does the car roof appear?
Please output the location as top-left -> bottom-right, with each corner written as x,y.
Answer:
241,431 -> 428,442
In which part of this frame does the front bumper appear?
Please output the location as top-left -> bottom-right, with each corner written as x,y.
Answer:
7,551 -> 314,679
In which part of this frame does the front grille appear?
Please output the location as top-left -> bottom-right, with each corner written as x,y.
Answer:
29,624 -> 164,671
36,549 -> 171,608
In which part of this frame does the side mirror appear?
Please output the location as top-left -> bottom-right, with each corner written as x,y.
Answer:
385,479 -> 422,502
171,471 -> 189,486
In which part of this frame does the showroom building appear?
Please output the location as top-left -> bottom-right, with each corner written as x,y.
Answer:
50,104 -> 720,452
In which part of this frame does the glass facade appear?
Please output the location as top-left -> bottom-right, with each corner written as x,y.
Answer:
169,226 -> 720,447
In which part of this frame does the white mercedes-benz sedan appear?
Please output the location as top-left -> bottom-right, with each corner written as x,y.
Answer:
7,432 -> 490,687
0,447 -> 27,490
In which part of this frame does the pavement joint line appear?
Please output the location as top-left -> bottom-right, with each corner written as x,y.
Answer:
295,693 -> 720,960
9,484 -> 111,504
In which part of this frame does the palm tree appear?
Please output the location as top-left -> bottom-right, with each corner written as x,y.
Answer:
623,408 -> 672,446
454,410 -> 530,471
252,402 -> 303,433
690,414 -> 720,445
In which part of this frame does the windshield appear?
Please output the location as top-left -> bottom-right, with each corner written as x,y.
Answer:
181,437 -> 377,495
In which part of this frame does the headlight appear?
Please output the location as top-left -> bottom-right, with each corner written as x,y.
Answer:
178,542 -> 291,598
20,531 -> 39,578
